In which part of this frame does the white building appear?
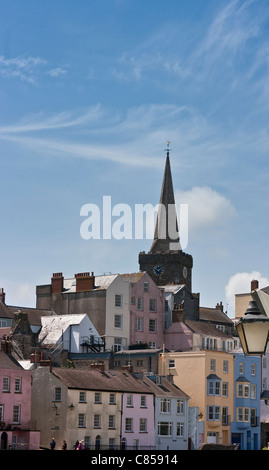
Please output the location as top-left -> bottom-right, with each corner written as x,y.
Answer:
39,313 -> 103,354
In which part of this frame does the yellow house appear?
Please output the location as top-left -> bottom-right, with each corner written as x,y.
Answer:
159,350 -> 234,445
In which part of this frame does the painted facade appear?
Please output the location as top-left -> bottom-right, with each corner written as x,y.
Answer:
231,352 -> 261,450
122,272 -> 165,349
31,366 -> 155,450
160,350 -> 234,446
0,346 -> 40,450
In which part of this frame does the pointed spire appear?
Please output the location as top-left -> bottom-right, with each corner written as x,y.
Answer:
149,143 -> 181,253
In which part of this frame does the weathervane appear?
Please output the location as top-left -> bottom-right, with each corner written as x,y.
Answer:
165,141 -> 171,156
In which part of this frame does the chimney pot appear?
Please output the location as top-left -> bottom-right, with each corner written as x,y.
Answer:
0,288 -> 6,304
251,279 -> 259,291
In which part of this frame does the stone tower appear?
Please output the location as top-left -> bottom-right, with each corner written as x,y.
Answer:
139,145 -> 193,290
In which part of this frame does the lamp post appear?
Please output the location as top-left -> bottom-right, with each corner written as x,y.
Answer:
235,300 -> 269,355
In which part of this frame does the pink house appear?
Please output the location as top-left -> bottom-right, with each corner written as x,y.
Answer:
0,339 -> 40,450
121,389 -> 155,449
121,272 -> 165,349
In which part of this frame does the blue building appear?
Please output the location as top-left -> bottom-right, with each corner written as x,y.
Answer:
231,353 -> 261,450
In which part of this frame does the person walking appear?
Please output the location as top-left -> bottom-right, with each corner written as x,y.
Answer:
50,438 -> 56,450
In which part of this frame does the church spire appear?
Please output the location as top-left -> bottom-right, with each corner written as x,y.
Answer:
149,142 -> 181,253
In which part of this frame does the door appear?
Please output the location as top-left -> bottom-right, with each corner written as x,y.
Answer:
1,432 -> 8,450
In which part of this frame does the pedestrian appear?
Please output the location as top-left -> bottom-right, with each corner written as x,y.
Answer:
62,440 -> 67,450
73,440 -> 79,450
77,440 -> 84,450
50,438 -> 56,450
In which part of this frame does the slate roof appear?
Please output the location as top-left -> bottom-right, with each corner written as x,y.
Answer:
120,272 -> 145,283
0,302 -> 13,319
8,306 -> 55,326
0,350 -> 23,370
52,368 -> 155,394
199,307 -> 233,325
143,375 -> 189,399
63,274 -> 118,293
185,320 -> 232,339
39,313 -> 89,345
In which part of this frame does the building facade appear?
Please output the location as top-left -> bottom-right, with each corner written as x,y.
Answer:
231,352 -> 261,450
31,366 -> 155,450
160,350 -> 235,446
0,341 -> 40,450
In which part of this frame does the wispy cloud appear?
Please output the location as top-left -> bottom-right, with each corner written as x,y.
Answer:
0,55 -> 47,83
0,54 -> 68,84
48,67 -> 67,77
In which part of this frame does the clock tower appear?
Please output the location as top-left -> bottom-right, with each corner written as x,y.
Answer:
139,145 -> 193,290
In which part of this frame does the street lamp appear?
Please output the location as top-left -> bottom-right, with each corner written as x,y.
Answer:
235,300 -> 269,355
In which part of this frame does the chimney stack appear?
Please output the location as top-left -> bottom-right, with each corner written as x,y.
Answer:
0,288 -> 6,304
216,301 -> 223,312
51,273 -> 64,294
75,272 -> 95,292
251,279 -> 259,291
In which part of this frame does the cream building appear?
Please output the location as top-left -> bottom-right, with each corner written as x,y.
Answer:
159,350 -> 235,446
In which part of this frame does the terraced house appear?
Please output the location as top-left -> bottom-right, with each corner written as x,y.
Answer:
31,366 -> 156,450
160,350 -> 235,446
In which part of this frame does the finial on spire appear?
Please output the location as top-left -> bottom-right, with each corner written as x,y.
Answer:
166,141 -> 171,157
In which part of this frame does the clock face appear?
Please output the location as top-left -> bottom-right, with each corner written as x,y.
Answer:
183,266 -> 187,279
153,265 -> 164,276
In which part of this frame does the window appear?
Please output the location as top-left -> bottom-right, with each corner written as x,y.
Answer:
114,314 -> 122,329
109,438 -> 116,449
136,317 -> 143,331
79,391 -> 86,402
144,282 -> 149,292
177,422 -> 184,437
251,408 -> 257,426
13,405 -> 20,424
108,415 -> 115,429
141,395 -> 147,408
251,384 -> 256,399
149,341 -> 156,348
210,359 -> 216,372
127,395 -> 133,407
149,319 -> 156,332
125,417 -> 133,432
223,360 -> 228,373
149,299 -> 156,312
222,407 -> 229,425
54,387 -> 61,401
158,422 -> 172,436
237,382 -> 250,398
237,407 -> 250,422
109,393 -> 116,404
0,405 -> 4,422
251,363 -> 256,376
94,392 -> 102,403
114,337 -> 122,352
136,297 -> 143,310
222,382 -> 228,397
3,377 -> 10,392
177,400 -> 184,414
78,413 -> 86,427
94,414 -> 101,428
239,362 -> 244,375
115,294 -> 122,308
160,398 -> 171,413
168,359 -> 175,369
140,418 -> 147,432
207,406 -> 220,421
208,380 -> 221,396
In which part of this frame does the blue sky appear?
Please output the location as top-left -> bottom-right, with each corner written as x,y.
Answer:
0,0 -> 269,315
